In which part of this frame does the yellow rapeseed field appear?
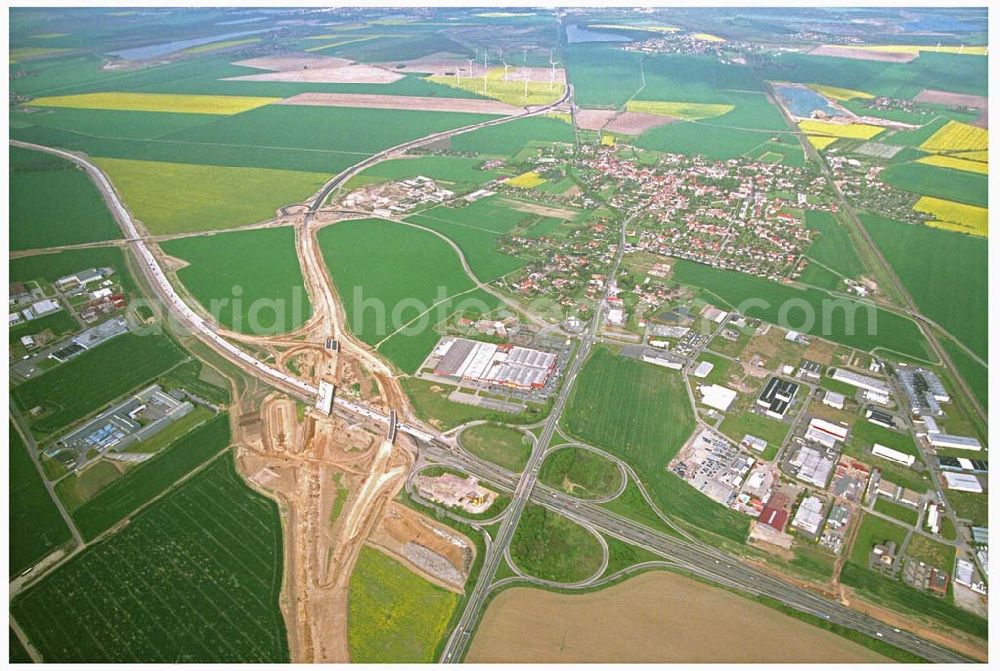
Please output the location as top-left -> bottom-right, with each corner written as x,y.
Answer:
916,154 -> 989,175
806,135 -> 839,150
429,68 -> 565,107
601,133 -> 617,147
919,120 -> 988,153
807,84 -> 873,101
913,196 -> 987,237
691,33 -> 726,42
626,100 -> 734,121
954,150 -> 989,162
507,171 -> 547,188
28,92 -> 280,115
798,119 -> 884,140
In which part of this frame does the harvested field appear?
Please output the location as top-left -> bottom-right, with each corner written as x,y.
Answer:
234,54 -> 354,70
467,571 -> 890,663
809,45 -> 916,63
280,92 -> 518,115
603,111 -> 675,135
574,108 -> 617,131
913,89 -> 987,110
498,197 -> 579,220
226,54 -> 402,84
374,52 -> 469,76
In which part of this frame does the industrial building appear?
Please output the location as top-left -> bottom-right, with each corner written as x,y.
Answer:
938,456 -> 988,473
432,337 -> 557,390
693,360 -> 714,378
942,471 -> 983,493
928,433 -> 982,452
698,384 -> 737,412
797,359 -> 822,381
55,267 -> 111,291
756,376 -> 798,419
865,407 -> 896,429
758,491 -> 790,532
897,366 -> 951,416
822,390 -> 845,410
49,385 -> 194,469
642,351 -> 684,370
741,434 -> 767,454
872,443 -> 916,467
830,368 -> 890,395
791,495 -> 825,536
790,445 -> 835,488
804,418 -> 847,449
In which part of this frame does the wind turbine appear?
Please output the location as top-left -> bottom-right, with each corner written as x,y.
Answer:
467,57 -> 474,79
548,51 -> 559,91
501,52 -> 509,80
483,49 -> 489,95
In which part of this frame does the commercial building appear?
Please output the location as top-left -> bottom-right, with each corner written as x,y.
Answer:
831,368 -> 890,395
55,267 -> 109,290
872,443 -> 915,467
928,433 -> 982,452
864,388 -> 891,406
756,376 -> 798,419
642,351 -> 684,370
925,503 -> 940,534
433,337 -> 557,390
938,456 -> 987,473
698,384 -> 737,412
797,359 -> 822,381
804,418 -> 848,449
758,491 -> 790,532
791,496 -> 825,536
942,471 -> 983,493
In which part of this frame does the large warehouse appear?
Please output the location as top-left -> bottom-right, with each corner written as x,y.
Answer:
432,337 -> 558,390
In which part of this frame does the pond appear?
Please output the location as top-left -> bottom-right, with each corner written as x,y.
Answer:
773,84 -> 839,118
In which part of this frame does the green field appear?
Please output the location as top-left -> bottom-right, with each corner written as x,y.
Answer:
163,104 -> 496,155
347,546 -> 459,663
940,338 -> 987,410
803,210 -> 864,279
946,490 -> 988,527
565,45 -> 644,108
509,504 -> 604,582
672,259 -> 929,360
10,146 -> 120,251
71,414 -> 231,540
96,157 -> 329,234
12,333 -> 186,435
449,116 -> 575,156
851,419 -> 920,458
637,123 -> 774,160
905,534 -> 955,570
9,422 -> 73,577
318,218 -> 482,371
12,455 -> 288,662
538,447 -> 622,499
849,513 -> 909,566
9,309 -> 79,346
405,197 -> 532,281
161,227 -> 312,334
873,498 -> 919,527
861,213 -> 986,361
879,162 -> 987,208
718,412 -> 789,456
459,423 -> 532,472
563,347 -> 749,541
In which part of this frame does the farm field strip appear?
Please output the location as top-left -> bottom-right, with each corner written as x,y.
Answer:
798,119 -> 884,140
912,196 -> 987,238
625,100 -> 734,120
29,92 -> 281,115
915,154 -> 988,175
918,119 -> 988,153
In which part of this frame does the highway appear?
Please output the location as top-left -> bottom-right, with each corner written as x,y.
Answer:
10,85 -> 975,664
438,212 -> 634,662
